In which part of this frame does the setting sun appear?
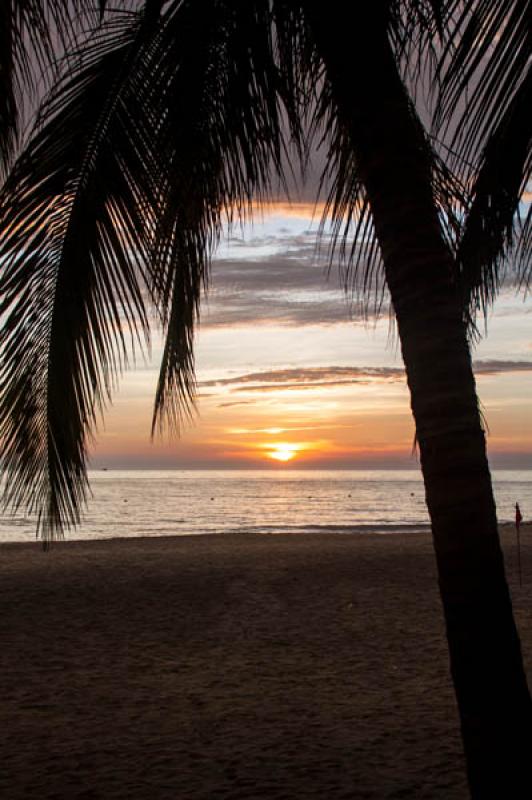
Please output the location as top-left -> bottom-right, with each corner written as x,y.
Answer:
267,443 -> 300,462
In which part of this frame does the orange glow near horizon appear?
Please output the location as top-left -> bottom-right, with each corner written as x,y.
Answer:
84,197 -> 532,473
265,442 -> 301,462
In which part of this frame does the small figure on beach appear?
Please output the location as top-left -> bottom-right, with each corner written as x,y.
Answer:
515,503 -> 524,587
516,502 -> 523,531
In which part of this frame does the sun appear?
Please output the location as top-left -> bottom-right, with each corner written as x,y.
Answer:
267,443 -> 299,462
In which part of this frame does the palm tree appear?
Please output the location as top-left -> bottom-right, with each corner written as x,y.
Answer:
301,4 -> 532,795
1,1 -> 531,795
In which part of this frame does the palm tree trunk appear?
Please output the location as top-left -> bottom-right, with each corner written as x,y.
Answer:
304,4 -> 532,795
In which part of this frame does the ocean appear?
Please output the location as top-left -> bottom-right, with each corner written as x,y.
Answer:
1,469 -> 531,543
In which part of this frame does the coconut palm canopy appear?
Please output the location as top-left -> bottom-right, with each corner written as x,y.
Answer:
0,0 -> 529,538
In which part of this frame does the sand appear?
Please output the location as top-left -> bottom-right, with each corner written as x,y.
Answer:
1,526 -> 531,799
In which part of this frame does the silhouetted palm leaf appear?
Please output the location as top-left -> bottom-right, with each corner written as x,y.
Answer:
456,67 -> 532,314
136,0 -> 300,432
301,4 -> 468,311
0,0 -> 299,537
435,0 -> 532,306
0,6 -> 163,539
0,0 -> 93,177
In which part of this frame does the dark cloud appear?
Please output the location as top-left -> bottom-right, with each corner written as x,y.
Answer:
202,218 -> 526,331
201,365 -> 405,391
473,359 -> 532,375
217,400 -> 257,408
203,360 -> 532,396
202,236 -> 387,328
232,379 -> 392,393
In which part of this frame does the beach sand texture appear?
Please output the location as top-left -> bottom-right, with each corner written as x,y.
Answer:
1,527 -> 530,799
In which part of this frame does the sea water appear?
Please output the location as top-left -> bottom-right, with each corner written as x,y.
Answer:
1,469 -> 531,542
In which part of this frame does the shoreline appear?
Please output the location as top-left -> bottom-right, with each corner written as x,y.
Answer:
0,519 -> 525,548
1,527 -> 530,798
0,523 -> 434,548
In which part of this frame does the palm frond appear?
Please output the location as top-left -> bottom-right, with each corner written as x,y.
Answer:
1,0 -> 302,535
294,1 -> 530,330
0,5 -> 163,540
455,64 -> 532,314
299,11 -> 469,317
146,0 -> 301,432
151,229 -> 200,435
0,0 -> 97,178
0,0 -> 17,174
436,0 -> 530,165
431,0 -> 532,312
316,112 -> 384,310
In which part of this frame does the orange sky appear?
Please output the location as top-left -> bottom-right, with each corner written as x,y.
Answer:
89,205 -> 532,470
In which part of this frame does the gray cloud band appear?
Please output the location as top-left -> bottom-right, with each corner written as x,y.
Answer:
201,360 -> 532,393
202,236 -> 388,328
204,234 -> 522,330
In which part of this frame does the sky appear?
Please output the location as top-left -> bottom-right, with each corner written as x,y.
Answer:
88,201 -> 532,471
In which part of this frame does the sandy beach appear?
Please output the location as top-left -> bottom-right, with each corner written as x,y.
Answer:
1,526 -> 530,799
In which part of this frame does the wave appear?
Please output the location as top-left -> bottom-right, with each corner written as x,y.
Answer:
224,522 -> 431,536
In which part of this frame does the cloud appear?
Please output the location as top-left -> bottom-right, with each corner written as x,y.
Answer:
201,365 -> 405,392
248,201 -> 328,220
209,193 -> 526,334
231,379 -> 389,393
473,359 -> 532,375
203,359 -> 532,396
200,232 -> 388,329
227,424 -> 340,434
217,400 -> 257,408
